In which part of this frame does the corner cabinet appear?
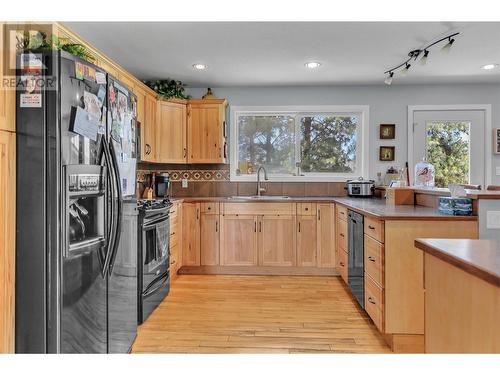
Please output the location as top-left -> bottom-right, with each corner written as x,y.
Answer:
156,100 -> 188,164
187,99 -> 228,164
141,92 -> 158,162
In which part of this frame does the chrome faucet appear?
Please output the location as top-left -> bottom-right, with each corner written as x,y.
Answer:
256,166 -> 269,196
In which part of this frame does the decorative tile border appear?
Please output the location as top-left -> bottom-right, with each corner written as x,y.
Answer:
137,169 -> 230,182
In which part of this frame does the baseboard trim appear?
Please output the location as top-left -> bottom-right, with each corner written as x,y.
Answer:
178,265 -> 340,276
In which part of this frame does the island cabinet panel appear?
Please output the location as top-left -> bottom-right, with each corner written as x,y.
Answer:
297,215 -> 317,267
187,101 -> 227,164
258,215 -> 296,267
200,213 -> 220,266
384,220 -> 478,335
220,215 -> 258,266
156,100 -> 187,163
317,203 -> 336,268
424,254 -> 500,353
169,203 -> 182,280
182,203 -> 200,266
337,248 -> 348,283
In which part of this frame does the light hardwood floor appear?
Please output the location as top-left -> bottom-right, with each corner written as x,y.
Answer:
132,275 -> 391,353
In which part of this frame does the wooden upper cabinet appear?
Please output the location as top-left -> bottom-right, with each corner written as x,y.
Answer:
187,99 -> 227,164
98,58 -> 120,78
141,92 -> 157,162
220,215 -> 258,266
258,215 -> 296,267
200,213 -> 220,266
134,85 -> 147,128
297,215 -> 317,267
317,203 -> 336,268
156,100 -> 187,163
0,24 -> 15,133
182,203 -> 200,266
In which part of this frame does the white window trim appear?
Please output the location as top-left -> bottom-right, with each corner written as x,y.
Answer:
230,105 -> 370,182
407,104 -> 492,187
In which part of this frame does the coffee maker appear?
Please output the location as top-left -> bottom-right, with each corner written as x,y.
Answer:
155,173 -> 171,198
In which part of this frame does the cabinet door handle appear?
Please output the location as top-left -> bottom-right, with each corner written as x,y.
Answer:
223,121 -> 226,138
368,297 -> 376,305
340,262 -> 344,267
259,221 -> 262,232
196,208 -> 199,220
368,256 -> 376,262
368,225 -> 375,230
298,222 -> 301,232
254,221 -> 257,232
317,209 -> 321,221
183,147 -> 187,158
339,233 -> 345,237
215,220 -> 218,233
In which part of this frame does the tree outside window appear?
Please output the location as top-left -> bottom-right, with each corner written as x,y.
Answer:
426,121 -> 470,188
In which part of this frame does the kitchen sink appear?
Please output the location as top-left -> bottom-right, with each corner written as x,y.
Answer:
228,195 -> 291,200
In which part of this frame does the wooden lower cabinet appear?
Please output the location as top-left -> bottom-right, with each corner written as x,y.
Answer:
338,249 -> 348,283
0,130 -> 15,353
220,215 -> 258,266
297,215 -> 317,267
258,215 -> 296,267
182,203 -> 200,266
317,203 -> 336,267
200,213 -> 220,265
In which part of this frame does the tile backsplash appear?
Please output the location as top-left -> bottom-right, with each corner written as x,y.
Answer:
137,165 -> 347,198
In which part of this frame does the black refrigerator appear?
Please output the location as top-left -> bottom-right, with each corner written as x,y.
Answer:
15,50 -> 138,353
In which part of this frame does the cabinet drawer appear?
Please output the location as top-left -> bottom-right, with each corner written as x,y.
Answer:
364,235 -> 384,287
364,216 -> 385,243
297,203 -> 316,216
365,275 -> 384,332
337,249 -> 348,283
337,219 -> 348,251
336,205 -> 348,222
201,202 -> 220,214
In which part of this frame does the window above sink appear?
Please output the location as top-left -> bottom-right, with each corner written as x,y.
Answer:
230,105 -> 370,182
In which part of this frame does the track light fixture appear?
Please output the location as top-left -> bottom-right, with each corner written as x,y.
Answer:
383,32 -> 459,84
441,37 -> 455,53
420,50 -> 430,65
384,71 -> 394,85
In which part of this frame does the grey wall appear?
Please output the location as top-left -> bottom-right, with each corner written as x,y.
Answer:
186,83 -> 500,184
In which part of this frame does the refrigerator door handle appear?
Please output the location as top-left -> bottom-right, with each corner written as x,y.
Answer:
107,140 -> 123,275
101,137 -> 118,277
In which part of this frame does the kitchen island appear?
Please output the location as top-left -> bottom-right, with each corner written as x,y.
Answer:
415,239 -> 500,353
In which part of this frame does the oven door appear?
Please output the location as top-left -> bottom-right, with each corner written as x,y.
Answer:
142,214 -> 170,276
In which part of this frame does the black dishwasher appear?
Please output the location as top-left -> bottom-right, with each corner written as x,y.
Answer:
347,210 -> 364,308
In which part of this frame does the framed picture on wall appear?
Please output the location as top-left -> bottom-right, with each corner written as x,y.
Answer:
379,146 -> 395,161
380,124 -> 396,139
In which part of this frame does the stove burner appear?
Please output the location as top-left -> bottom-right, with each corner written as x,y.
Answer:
138,198 -> 172,211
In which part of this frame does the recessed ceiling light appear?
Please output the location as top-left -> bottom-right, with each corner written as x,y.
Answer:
192,63 -> 208,70
481,64 -> 498,70
304,62 -> 321,69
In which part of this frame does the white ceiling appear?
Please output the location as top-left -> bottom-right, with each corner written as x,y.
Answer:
65,22 -> 500,86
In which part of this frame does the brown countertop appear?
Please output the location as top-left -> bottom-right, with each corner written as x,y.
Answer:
333,197 -> 477,221
170,196 -> 477,221
415,239 -> 500,287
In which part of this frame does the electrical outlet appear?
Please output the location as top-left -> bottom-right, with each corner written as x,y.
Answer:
496,167 -> 500,176
182,179 -> 188,188
486,211 -> 500,229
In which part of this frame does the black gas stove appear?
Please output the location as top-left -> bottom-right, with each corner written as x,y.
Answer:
137,197 -> 173,324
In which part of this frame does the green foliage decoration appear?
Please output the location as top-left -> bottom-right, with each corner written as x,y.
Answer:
144,79 -> 191,100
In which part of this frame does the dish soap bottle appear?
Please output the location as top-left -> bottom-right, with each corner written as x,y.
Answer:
414,158 -> 435,187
